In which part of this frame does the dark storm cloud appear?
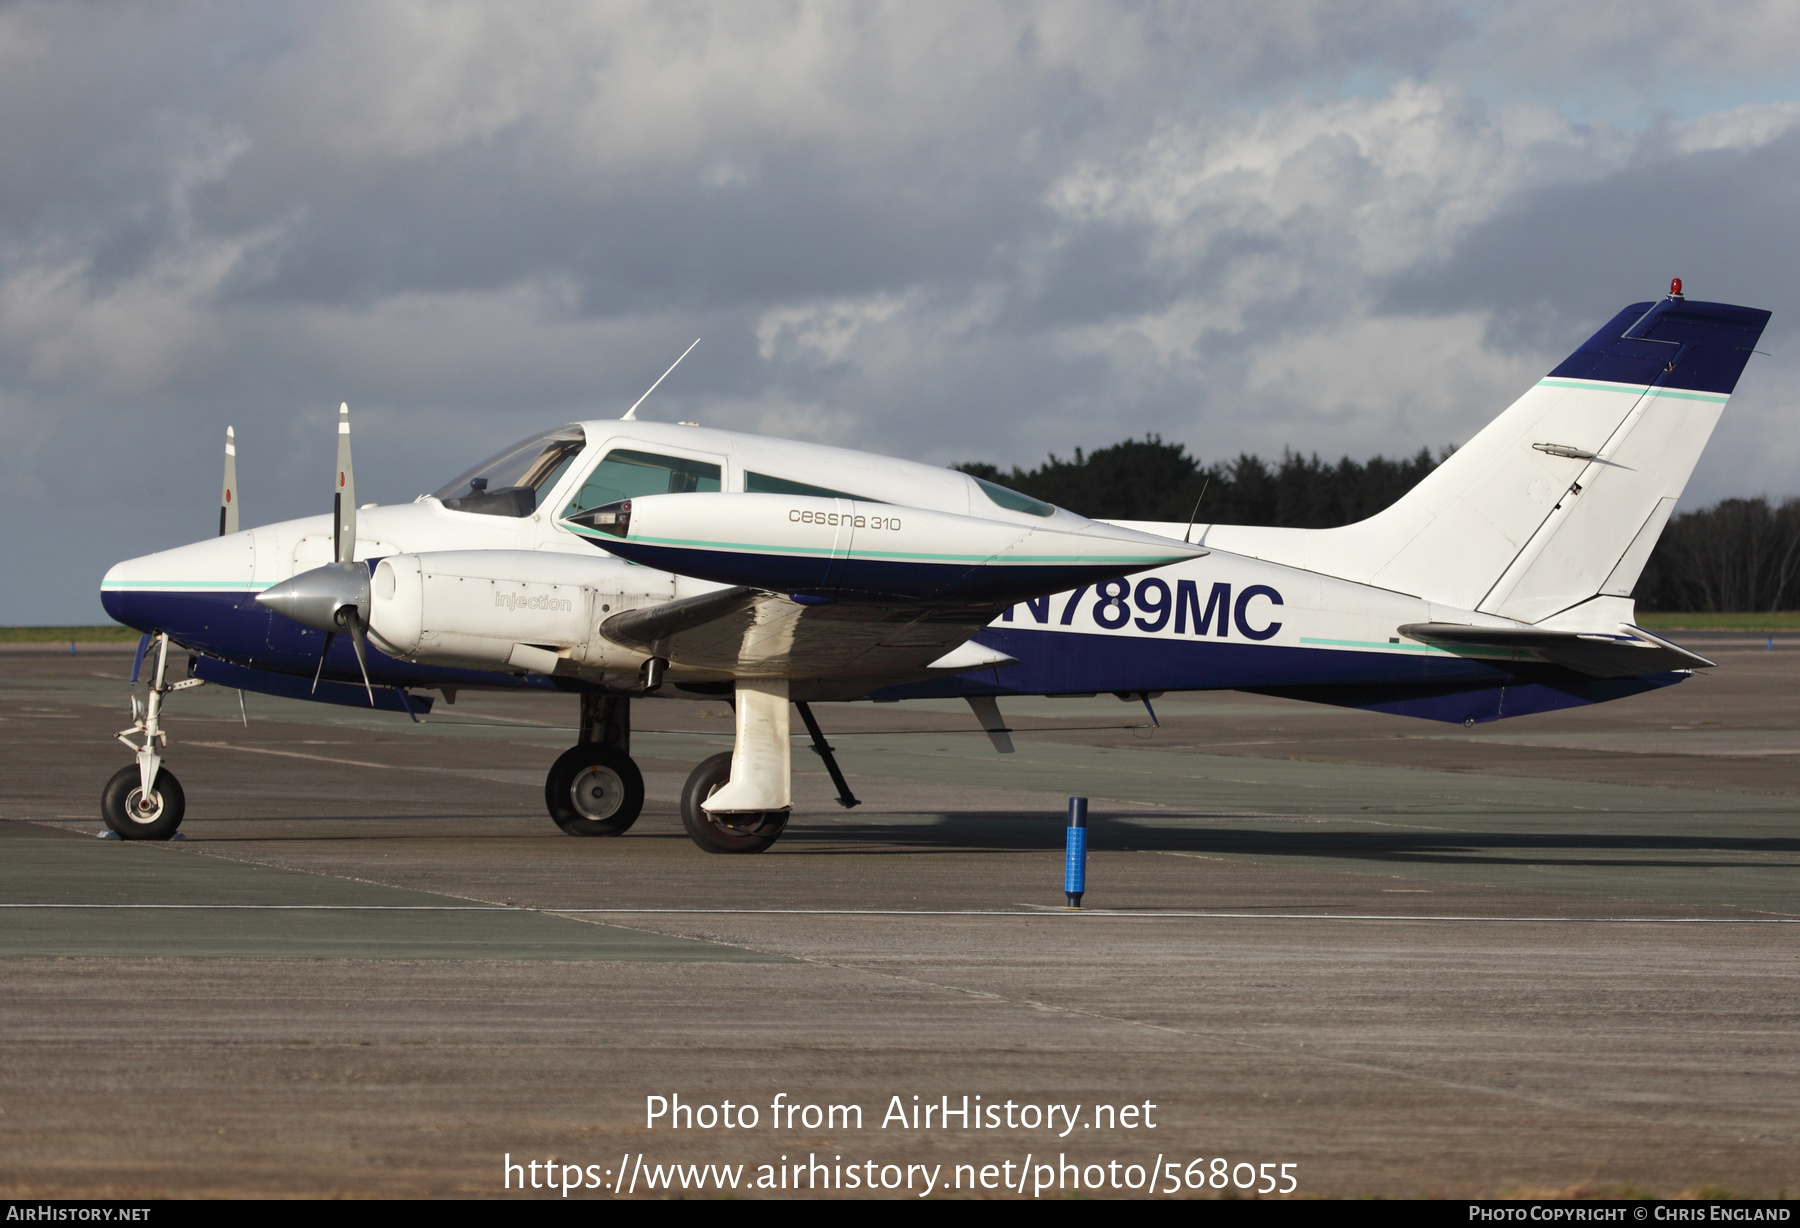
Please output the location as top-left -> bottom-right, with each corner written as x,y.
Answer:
1379,125 -> 1800,504
1383,126 -> 1800,333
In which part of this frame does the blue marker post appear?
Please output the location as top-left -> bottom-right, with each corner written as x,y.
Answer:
1064,796 -> 1088,909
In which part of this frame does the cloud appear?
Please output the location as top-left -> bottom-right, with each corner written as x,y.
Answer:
2,1 -> 1798,620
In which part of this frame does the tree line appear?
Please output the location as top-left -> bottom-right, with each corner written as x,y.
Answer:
958,436 -> 1447,530
1633,497 -> 1800,613
958,437 -> 1800,613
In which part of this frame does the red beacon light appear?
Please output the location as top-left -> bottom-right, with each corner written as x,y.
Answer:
1670,277 -> 1684,299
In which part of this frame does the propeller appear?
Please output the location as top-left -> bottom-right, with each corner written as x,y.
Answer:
219,426 -> 239,536
255,403 -> 375,705
333,402 -> 355,562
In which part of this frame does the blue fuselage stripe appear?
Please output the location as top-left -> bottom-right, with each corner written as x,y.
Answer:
101,589 -> 546,692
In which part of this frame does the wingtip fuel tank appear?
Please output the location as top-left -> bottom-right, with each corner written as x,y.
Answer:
562,492 -> 1204,603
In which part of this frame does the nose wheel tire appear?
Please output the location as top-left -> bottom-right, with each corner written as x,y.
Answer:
101,765 -> 186,841
545,743 -> 644,836
679,752 -> 789,854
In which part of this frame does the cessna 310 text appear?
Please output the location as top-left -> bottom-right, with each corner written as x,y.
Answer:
100,282 -> 1770,852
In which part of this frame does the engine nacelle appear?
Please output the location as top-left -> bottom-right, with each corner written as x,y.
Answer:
368,550 -> 671,675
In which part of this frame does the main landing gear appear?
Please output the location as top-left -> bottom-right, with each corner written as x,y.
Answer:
679,751 -> 788,854
545,693 -> 645,836
547,683 -> 861,855
105,632 -> 203,840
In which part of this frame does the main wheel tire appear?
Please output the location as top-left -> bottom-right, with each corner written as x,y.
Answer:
101,764 -> 186,841
545,743 -> 644,836
679,751 -> 789,854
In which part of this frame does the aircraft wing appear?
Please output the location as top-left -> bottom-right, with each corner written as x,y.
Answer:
600,588 -> 1012,692
1396,622 -> 1713,678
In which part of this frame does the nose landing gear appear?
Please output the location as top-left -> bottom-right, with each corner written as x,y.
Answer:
101,763 -> 186,841
106,632 -> 203,840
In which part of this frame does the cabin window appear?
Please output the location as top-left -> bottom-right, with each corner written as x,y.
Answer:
564,449 -> 722,515
973,475 -> 1055,517
745,472 -> 878,502
432,426 -> 586,517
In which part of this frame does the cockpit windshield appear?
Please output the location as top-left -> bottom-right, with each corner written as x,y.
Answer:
431,426 -> 586,517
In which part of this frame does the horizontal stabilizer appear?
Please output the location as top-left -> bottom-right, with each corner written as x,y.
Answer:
1397,622 -> 1712,679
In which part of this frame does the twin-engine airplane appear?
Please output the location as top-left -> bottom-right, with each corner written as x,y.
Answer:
100,283 -> 1770,852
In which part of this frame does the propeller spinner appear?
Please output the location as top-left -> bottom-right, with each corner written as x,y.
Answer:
256,403 -> 376,704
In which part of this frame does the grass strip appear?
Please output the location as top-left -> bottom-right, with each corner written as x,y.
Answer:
0,625 -> 141,643
1636,611 -> 1800,631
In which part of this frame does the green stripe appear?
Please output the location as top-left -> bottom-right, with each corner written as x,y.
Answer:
1300,635 -> 1534,661
1299,636 -> 1448,654
101,580 -> 273,591
570,526 -> 1183,566
1536,378 -> 1729,404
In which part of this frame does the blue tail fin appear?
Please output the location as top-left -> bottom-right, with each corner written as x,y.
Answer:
1549,295 -> 1770,395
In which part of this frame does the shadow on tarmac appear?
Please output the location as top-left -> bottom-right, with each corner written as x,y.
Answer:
161,809 -> 1800,868
774,815 -> 1800,865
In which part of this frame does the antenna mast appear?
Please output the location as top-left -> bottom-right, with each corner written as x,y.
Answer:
622,339 -> 701,421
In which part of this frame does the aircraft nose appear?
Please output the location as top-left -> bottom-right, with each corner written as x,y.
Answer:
99,532 -> 257,639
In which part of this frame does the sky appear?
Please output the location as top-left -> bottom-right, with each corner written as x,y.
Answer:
5,1 -> 1800,623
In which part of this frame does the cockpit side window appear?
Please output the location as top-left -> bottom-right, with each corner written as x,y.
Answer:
745,471 -> 880,502
973,475 -> 1056,518
433,426 -> 586,518
563,449 -> 722,515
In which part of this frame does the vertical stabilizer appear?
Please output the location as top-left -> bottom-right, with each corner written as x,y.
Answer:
1190,288 -> 1770,621
1472,295 -> 1769,621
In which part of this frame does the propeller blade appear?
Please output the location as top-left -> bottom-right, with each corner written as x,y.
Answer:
334,402 -> 356,563
219,425 -> 239,536
312,630 -> 336,694
344,612 -> 376,706
270,406 -> 374,703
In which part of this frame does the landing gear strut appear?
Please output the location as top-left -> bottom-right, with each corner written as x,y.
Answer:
545,692 -> 644,836
680,752 -> 788,853
106,632 -> 201,840
678,679 -> 795,854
